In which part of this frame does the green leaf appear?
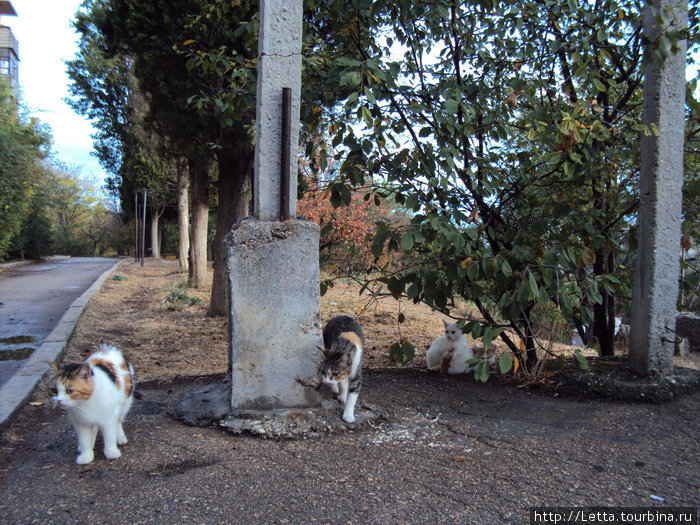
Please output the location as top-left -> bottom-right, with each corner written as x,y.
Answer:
592,77 -> 607,92
482,326 -> 493,348
474,361 -> 490,382
498,353 -> 513,374
527,270 -> 539,300
406,279 -> 421,301
389,340 -> 415,365
320,279 -> 334,296
574,349 -> 591,371
405,194 -> 419,210
360,105 -> 373,126
467,262 -> 480,280
387,276 -> 405,299
444,99 -> 459,114
400,233 -> 414,251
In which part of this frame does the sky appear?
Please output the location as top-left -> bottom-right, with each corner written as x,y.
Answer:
2,0 -> 108,185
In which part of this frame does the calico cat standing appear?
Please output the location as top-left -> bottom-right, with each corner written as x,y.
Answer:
318,315 -> 364,423
425,319 -> 475,374
48,344 -> 135,464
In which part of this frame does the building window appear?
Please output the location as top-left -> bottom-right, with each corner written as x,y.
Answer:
0,58 -> 9,76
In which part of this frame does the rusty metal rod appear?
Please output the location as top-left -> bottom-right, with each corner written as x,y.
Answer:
280,87 -> 292,221
141,189 -> 147,266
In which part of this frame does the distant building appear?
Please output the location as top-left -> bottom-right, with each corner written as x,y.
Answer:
0,0 -> 18,98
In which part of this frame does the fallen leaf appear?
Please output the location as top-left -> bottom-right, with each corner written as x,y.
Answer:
29,401 -> 44,406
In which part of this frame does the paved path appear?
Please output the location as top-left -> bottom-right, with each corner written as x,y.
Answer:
0,257 -> 122,427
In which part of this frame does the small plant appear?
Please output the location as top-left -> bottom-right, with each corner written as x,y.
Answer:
111,275 -> 128,281
389,339 -> 415,364
165,282 -> 203,310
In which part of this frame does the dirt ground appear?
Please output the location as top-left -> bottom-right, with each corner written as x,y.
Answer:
0,259 -> 698,524
64,258 -> 474,379
61,259 -> 700,379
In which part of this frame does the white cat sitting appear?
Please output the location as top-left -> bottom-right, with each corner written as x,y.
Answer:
426,320 -> 475,374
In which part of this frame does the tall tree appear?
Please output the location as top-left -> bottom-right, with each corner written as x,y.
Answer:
174,0 -> 258,313
67,0 -> 190,269
308,0 -> 669,363
101,0 -> 258,296
0,86 -> 52,260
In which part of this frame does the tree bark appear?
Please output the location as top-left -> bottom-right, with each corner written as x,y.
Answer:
207,143 -> 253,317
188,157 -> 209,288
594,251 -> 616,357
177,157 -> 190,271
149,208 -> 163,259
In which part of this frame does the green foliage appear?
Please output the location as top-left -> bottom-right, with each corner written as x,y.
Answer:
47,165 -> 117,257
165,282 -> 203,310
111,275 -> 128,281
388,340 -> 415,364
574,349 -> 592,372
473,360 -> 491,383
0,87 -> 51,260
8,188 -> 54,260
307,0 -> 678,366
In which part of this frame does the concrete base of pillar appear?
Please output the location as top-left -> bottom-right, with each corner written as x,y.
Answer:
220,402 -> 386,439
226,218 -> 323,412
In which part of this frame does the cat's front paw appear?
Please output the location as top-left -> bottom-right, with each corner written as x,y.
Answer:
76,451 -> 94,464
342,413 -> 356,423
104,447 -> 122,460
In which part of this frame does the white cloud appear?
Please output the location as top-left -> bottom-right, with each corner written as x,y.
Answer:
3,0 -> 108,185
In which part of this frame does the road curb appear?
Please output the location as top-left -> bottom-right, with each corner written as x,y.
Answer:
0,259 -> 124,429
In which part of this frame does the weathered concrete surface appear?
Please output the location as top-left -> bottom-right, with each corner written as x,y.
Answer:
174,378 -> 231,427
220,402 -> 386,439
629,0 -> 688,376
226,218 -> 322,412
253,0 -> 303,220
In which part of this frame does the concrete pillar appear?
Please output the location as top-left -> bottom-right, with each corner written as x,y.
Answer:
227,219 -> 322,411
253,0 -> 302,221
174,0 -> 324,425
227,0 -> 322,412
629,0 -> 687,376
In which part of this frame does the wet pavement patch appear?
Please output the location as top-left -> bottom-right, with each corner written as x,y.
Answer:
0,347 -> 35,361
0,335 -> 37,345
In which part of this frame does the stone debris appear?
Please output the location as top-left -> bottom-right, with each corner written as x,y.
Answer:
219,403 -> 386,439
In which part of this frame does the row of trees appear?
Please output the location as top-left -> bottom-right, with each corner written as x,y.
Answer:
66,1 -> 698,365
0,86 -> 123,261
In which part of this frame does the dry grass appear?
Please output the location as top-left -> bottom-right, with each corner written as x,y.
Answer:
66,259 -> 698,381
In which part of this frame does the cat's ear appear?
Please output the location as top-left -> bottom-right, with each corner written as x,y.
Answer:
77,364 -> 93,382
45,359 -> 59,375
442,319 -> 449,328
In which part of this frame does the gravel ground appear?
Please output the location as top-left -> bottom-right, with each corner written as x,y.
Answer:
0,368 -> 698,524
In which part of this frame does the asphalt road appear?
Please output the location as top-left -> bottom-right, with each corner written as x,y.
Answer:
0,257 -> 120,388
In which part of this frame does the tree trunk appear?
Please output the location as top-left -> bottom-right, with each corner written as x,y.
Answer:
594,251 -> 616,357
149,208 -> 162,259
188,158 -> 209,288
207,143 -> 253,317
522,305 -> 538,364
177,157 -> 190,271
